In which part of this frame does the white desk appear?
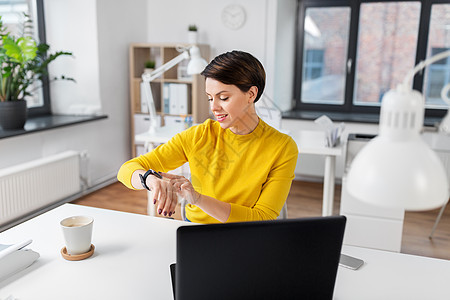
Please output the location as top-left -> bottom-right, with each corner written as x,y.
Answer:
137,128 -> 343,217
1,204 -> 449,299
0,204 -> 184,299
291,130 -> 343,216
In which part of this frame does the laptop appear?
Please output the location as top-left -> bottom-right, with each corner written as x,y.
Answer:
171,216 -> 346,300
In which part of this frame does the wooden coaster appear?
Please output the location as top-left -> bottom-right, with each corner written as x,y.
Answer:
61,244 -> 95,261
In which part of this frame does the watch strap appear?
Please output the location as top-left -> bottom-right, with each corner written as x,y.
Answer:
139,169 -> 162,191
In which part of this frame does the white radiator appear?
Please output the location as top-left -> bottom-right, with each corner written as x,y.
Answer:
0,151 -> 81,227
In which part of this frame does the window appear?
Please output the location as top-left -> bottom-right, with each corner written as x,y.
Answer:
426,48 -> 450,106
0,0 -> 50,116
294,0 -> 450,119
301,7 -> 350,105
423,3 -> 450,108
304,49 -> 324,81
354,2 -> 420,106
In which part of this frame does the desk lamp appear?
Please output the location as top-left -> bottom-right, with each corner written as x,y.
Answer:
347,50 -> 450,211
141,45 -> 207,133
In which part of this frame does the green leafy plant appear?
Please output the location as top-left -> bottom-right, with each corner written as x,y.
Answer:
188,24 -> 197,32
0,14 -> 74,102
145,60 -> 155,69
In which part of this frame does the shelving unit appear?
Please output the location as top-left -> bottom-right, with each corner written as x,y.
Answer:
128,43 -> 211,157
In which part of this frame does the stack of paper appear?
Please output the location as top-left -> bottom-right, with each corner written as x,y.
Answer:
0,240 -> 40,282
314,115 -> 345,147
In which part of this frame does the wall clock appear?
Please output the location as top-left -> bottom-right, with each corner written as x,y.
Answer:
221,4 -> 246,30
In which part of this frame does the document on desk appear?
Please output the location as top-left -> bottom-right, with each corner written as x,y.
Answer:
314,115 -> 345,147
0,240 -> 40,281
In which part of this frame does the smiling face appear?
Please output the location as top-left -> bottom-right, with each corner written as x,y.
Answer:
206,78 -> 259,135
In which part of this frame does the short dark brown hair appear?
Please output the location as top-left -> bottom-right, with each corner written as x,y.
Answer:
200,50 -> 265,102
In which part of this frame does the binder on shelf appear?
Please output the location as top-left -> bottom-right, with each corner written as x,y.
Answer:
177,84 -> 189,115
168,83 -> 189,115
163,83 -> 170,114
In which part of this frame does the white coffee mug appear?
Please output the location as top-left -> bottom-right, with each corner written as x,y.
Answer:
60,216 -> 94,255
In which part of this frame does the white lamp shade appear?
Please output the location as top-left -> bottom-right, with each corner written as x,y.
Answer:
347,86 -> 449,211
187,46 -> 207,75
347,50 -> 450,211
347,135 -> 449,211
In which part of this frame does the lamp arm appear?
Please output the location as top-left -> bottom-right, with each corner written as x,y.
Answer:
140,48 -> 190,133
402,50 -> 450,88
142,50 -> 190,83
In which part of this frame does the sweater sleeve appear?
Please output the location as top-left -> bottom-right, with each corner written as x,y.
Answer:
226,136 -> 298,222
117,127 -> 195,189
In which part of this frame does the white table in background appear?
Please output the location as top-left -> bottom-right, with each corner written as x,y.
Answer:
135,126 -> 183,153
1,204 -> 449,300
290,130 -> 343,216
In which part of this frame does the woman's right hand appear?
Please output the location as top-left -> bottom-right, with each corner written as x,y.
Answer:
146,175 -> 178,217
132,170 -> 178,217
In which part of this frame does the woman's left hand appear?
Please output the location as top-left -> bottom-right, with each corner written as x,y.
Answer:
160,172 -> 202,205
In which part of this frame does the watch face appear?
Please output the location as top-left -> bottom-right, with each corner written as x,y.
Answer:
221,4 -> 246,30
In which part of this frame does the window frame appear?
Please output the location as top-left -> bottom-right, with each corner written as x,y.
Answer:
3,0 -> 51,116
426,47 -> 450,102
29,0 -> 51,116
293,0 -> 449,119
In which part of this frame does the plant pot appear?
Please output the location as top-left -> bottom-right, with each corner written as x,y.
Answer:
143,68 -> 154,75
188,31 -> 198,44
0,100 -> 28,130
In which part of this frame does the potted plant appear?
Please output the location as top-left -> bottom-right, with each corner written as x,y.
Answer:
0,14 -> 73,130
188,24 -> 198,45
143,60 -> 155,74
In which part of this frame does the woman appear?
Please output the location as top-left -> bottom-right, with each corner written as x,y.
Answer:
117,50 -> 298,223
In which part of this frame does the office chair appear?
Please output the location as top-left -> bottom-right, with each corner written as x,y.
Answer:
429,200 -> 449,239
255,95 -> 283,131
278,203 -> 288,219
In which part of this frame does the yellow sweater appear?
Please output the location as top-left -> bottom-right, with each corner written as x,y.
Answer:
117,118 -> 298,223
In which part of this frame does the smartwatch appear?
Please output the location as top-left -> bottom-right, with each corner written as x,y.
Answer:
139,169 -> 162,191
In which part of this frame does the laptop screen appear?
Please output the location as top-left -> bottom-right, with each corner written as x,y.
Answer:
174,216 -> 346,300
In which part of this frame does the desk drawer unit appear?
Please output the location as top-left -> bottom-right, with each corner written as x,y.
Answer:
340,133 -> 450,252
340,134 -> 404,252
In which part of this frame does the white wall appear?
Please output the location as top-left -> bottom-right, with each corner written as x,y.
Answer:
146,0 -> 268,60
0,0 -> 381,189
0,0 -> 147,187
146,0 -> 282,104
272,0 -> 297,111
44,0 -> 102,115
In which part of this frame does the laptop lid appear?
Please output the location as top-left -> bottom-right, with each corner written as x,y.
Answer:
175,216 -> 346,300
